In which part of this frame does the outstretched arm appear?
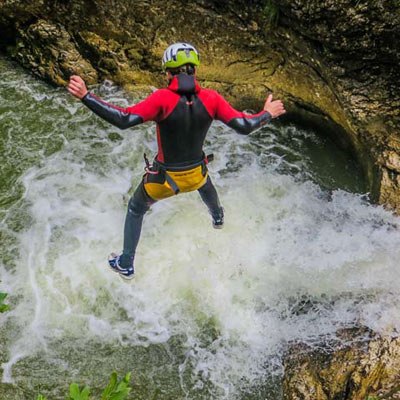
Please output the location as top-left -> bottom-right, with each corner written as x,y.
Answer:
67,75 -> 159,129
215,92 -> 286,135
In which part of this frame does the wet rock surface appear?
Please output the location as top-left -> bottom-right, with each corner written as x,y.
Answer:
283,328 -> 400,400
275,0 -> 400,210
14,19 -> 98,85
1,2 -> 398,211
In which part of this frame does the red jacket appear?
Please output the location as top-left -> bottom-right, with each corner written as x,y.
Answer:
82,74 -> 271,164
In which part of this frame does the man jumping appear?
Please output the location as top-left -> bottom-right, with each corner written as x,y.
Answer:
68,42 -> 286,279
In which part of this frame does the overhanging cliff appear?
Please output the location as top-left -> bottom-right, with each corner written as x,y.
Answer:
0,0 -> 399,209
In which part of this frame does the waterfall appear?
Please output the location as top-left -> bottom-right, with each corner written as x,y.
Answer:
0,56 -> 399,399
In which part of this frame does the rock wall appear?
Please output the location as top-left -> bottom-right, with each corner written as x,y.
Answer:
275,0 -> 400,208
1,1 -> 399,210
283,328 -> 400,400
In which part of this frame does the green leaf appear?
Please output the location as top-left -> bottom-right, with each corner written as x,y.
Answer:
69,383 -> 80,398
122,372 -> 131,383
80,386 -> 90,400
109,391 -> 130,400
36,395 -> 47,400
101,372 -> 131,400
0,292 -> 9,313
101,371 -> 118,399
0,304 -> 10,313
69,383 -> 90,400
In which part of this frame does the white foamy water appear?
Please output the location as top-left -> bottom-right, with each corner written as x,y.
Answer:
0,58 -> 400,398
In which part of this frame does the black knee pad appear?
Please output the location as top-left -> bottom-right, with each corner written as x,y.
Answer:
128,197 -> 149,216
128,183 -> 153,216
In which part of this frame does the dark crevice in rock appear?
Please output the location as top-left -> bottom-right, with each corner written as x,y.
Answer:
287,102 -> 356,155
341,377 -> 353,400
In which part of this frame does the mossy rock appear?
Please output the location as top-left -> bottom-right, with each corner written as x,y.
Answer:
283,328 -> 400,400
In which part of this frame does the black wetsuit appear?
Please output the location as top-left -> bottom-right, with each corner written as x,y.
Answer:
82,74 -> 271,268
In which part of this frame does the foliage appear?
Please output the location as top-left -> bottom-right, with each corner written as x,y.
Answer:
69,383 -> 90,400
0,291 -> 10,313
36,372 -> 132,400
262,0 -> 279,26
101,372 -> 131,400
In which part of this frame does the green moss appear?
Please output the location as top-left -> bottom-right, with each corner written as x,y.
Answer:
262,0 -> 279,26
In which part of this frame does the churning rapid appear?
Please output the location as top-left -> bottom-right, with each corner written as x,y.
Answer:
1,56 -> 400,399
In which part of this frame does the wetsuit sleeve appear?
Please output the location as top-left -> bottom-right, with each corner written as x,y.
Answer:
214,92 -> 272,135
81,91 -> 161,130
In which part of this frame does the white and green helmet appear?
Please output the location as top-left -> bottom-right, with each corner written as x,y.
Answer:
162,42 -> 200,69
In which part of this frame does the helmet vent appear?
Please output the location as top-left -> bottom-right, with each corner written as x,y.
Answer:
162,42 -> 200,69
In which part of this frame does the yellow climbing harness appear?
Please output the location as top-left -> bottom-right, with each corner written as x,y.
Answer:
143,153 -> 213,201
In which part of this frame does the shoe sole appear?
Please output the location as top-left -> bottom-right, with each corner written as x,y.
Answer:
212,224 -> 224,229
108,254 -> 134,281
108,263 -> 134,280
119,274 -> 134,281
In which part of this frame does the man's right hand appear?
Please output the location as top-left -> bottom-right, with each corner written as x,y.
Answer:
68,75 -> 88,99
263,94 -> 286,118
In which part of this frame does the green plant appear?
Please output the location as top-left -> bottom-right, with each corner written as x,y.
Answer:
0,292 -> 9,313
263,0 -> 279,26
101,372 -> 131,400
36,372 -> 132,400
69,383 -> 90,400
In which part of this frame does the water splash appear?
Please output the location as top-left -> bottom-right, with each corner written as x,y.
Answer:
0,57 -> 399,398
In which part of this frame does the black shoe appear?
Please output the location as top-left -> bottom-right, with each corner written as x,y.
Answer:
108,253 -> 134,280
211,207 -> 224,229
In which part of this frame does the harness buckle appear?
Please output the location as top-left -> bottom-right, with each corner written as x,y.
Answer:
143,153 -> 158,175
205,153 -> 214,164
